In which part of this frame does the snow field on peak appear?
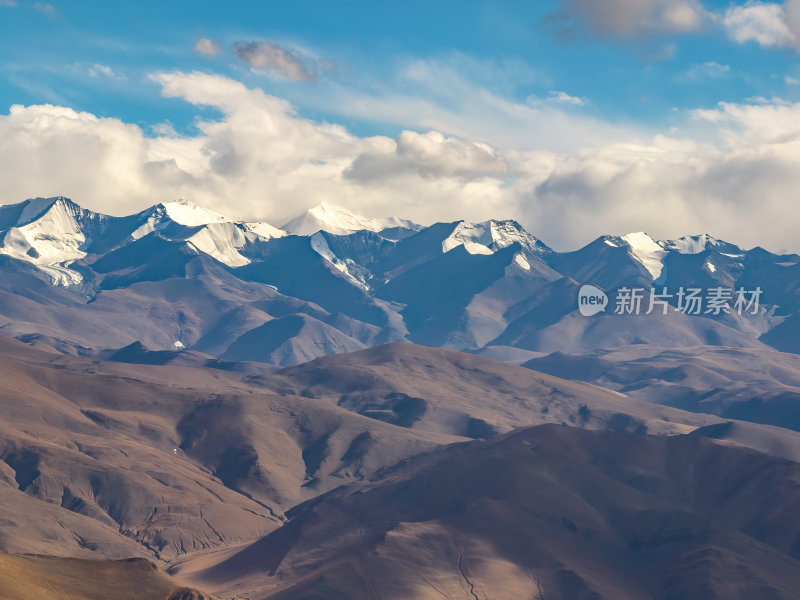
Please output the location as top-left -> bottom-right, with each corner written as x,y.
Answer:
184,223 -> 252,267
620,232 -> 667,280
661,234 -> 717,255
244,221 -> 286,240
161,199 -> 229,226
284,202 -> 416,236
442,220 -> 540,258
0,198 -> 96,286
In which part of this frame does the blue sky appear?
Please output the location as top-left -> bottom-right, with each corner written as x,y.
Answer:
2,0 -> 797,139
2,0 -> 800,251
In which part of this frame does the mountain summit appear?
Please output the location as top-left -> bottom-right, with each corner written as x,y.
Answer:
281,201 -> 420,236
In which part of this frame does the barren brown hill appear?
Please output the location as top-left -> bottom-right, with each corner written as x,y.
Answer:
176,425 -> 800,600
273,342 -> 744,437
0,335 -> 453,560
4,332 -> 800,583
0,553 -> 215,600
524,345 -> 800,432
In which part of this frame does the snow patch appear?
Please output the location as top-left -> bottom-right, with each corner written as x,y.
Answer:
310,232 -> 369,289
244,221 -> 286,239
514,252 -> 531,270
184,223 -> 251,267
661,234 -> 717,254
620,232 -> 667,280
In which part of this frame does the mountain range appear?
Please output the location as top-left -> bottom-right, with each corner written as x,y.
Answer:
1,195 -> 796,365
4,195 -> 800,598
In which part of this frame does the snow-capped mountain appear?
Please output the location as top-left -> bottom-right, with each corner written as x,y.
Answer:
442,219 -> 550,258
282,201 -> 419,237
1,195 -> 798,365
0,196 -> 110,285
659,233 -> 741,255
0,196 -> 288,277
131,199 -> 230,238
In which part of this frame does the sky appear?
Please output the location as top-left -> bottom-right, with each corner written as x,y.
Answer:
2,0 -> 800,251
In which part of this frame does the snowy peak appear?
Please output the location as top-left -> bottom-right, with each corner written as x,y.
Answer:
0,196 -> 88,230
0,196 -> 109,286
442,220 -> 546,257
131,198 -> 230,240
599,232 -> 742,282
158,198 -> 229,227
243,221 -> 287,240
602,232 -> 667,280
282,202 -> 418,236
131,200 -> 286,267
131,198 -> 286,244
659,233 -> 738,255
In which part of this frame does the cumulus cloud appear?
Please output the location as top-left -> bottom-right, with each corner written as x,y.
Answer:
521,100 -> 800,251
2,72 -> 800,253
0,72 -> 513,223
193,37 -> 221,56
234,41 -> 319,81
345,131 -> 508,182
546,0 -> 709,39
722,0 -> 800,49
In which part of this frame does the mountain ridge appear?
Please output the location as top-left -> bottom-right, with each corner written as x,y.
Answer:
0,195 -> 796,371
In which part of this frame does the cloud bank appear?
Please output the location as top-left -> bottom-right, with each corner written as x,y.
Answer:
2,71 -> 800,253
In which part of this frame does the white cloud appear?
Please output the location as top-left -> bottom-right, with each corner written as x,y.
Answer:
234,41 -> 319,82
683,60 -> 731,80
193,38 -> 221,56
345,131 -> 509,182
523,100 -> 800,250
0,1 -> 18,7
0,72 -> 513,224
2,72 -> 800,253
547,91 -> 586,105
723,1 -> 796,47
525,91 -> 586,108
87,64 -> 123,80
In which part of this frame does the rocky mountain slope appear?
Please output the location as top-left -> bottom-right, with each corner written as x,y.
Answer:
174,425 -> 800,600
